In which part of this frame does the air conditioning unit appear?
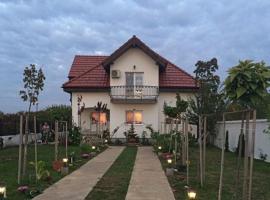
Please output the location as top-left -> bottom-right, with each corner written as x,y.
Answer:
111,70 -> 121,78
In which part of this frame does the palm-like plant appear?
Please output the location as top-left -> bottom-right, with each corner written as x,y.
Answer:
223,60 -> 270,200
224,60 -> 270,108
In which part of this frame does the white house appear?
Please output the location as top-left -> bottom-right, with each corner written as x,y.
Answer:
63,36 -> 198,139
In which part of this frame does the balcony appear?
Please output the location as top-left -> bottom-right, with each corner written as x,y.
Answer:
110,85 -> 159,104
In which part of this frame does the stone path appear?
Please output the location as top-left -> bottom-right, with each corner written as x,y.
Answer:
33,146 -> 125,200
126,147 -> 175,200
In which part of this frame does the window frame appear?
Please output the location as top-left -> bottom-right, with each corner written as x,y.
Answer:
125,110 -> 143,124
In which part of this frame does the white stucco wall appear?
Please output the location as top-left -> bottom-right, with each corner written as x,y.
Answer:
215,119 -> 270,162
110,48 -> 159,86
157,92 -> 194,131
71,92 -> 110,126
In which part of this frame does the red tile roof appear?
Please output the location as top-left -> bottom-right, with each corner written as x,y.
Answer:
68,55 -> 108,78
63,36 -> 198,91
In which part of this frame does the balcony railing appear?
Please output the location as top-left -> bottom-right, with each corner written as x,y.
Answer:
110,85 -> 159,103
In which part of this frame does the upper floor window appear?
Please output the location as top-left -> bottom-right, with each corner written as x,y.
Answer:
126,72 -> 143,86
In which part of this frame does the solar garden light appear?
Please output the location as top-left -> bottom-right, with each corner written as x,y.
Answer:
185,186 -> 196,199
158,146 -> 162,151
61,158 -> 69,175
187,189 -> 197,199
166,158 -> 174,176
0,185 -> 7,199
167,158 -> 173,164
104,139 -> 108,143
92,145 -> 96,150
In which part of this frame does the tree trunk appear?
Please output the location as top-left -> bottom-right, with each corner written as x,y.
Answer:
218,114 -> 226,200
248,110 -> 256,200
243,111 -> 250,200
234,111 -> 245,199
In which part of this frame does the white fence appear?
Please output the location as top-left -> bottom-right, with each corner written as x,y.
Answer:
215,119 -> 270,162
1,132 -> 66,148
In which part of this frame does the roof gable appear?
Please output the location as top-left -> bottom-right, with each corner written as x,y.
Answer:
102,35 -> 168,72
63,36 -> 199,91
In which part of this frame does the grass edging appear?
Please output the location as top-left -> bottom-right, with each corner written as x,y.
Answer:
85,146 -> 137,200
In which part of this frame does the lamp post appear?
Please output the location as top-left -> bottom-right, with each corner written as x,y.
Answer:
0,185 -> 7,199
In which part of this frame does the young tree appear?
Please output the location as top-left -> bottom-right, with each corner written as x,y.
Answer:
19,64 -> 45,177
187,58 -> 225,140
224,60 -> 270,200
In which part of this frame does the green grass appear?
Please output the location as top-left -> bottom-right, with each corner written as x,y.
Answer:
85,146 -> 137,200
160,146 -> 270,200
0,144 -> 105,199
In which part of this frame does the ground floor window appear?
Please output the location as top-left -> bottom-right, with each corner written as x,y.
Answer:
91,112 -> 107,124
126,110 -> 142,124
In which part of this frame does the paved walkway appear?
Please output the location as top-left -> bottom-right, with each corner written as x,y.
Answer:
34,146 -> 125,200
126,147 -> 175,200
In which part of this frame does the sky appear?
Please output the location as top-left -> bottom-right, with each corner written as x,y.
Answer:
0,0 -> 269,113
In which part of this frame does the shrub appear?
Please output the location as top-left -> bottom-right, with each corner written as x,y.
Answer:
80,144 -> 92,154
69,126 -> 81,145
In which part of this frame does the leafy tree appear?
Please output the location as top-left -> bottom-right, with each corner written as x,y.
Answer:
224,60 -> 270,108
19,64 -> 45,177
224,60 -> 270,199
163,93 -> 188,119
187,58 -> 225,138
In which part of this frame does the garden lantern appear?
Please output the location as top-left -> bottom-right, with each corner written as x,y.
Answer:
0,185 -> 7,199
61,158 -> 69,175
167,158 -> 173,164
63,158 -> 68,167
105,139 -> 108,143
158,146 -> 162,150
92,146 -> 96,150
187,189 -> 196,199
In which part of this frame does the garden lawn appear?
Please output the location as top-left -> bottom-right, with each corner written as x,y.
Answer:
85,146 -> 137,200
0,144 -> 102,199
160,146 -> 270,200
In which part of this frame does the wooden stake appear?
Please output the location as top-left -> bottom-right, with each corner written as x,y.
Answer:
243,111 -> 250,200
248,110 -> 256,200
199,116 -> 203,187
22,115 -> 28,177
203,116 -> 207,182
182,119 -> 186,166
65,122 -> 68,158
18,115 -> 23,184
185,119 -> 189,186
55,121 -> 59,161
218,113 -> 226,200
34,115 -> 38,183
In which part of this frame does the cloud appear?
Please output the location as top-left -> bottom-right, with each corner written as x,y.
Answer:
0,0 -> 269,112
